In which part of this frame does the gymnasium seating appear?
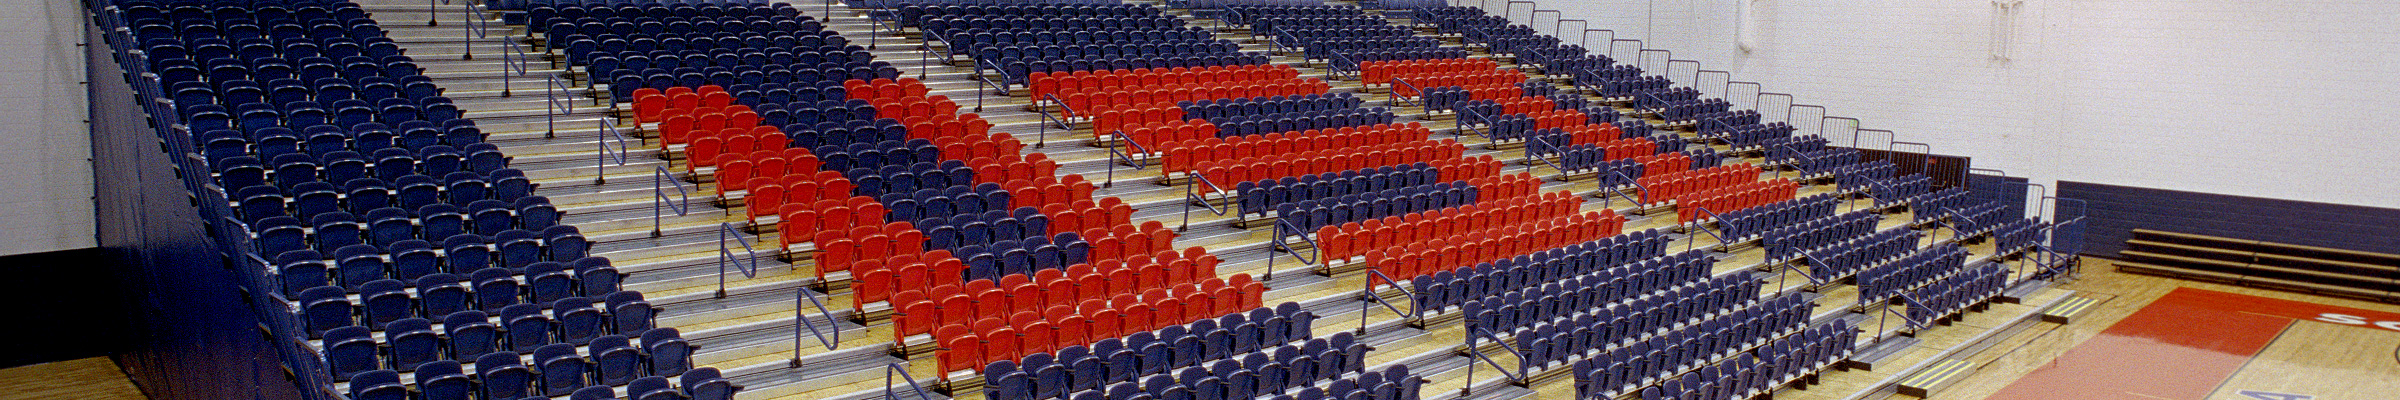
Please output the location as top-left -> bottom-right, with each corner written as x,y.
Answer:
1856,244 -> 1972,306
1716,194 -> 1842,241
87,0 -> 760,398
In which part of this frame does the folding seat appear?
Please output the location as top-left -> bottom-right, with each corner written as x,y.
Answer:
533,343 -> 589,397
643,328 -> 695,376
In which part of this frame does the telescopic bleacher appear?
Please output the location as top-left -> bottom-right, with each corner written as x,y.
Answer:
81,0 -> 2091,399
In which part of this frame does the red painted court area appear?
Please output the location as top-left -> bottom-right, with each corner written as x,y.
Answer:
1990,288 -> 2400,400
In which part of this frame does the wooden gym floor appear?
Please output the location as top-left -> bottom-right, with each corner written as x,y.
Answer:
8,257 -> 2397,400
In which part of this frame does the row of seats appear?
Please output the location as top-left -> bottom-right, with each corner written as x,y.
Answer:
1869,174 -> 1933,206
1713,193 -> 1840,241
1154,123 -> 1436,174
1801,228 -> 1924,284
994,330 -> 1365,400
1672,178 -> 1801,225
945,302 -> 1309,374
1404,230 -> 1677,313
1460,252 -> 1735,339
1192,139 -> 1466,187
1903,264 -> 2010,324
1314,191 -> 1587,265
1555,293 -> 1809,398
1232,164 -> 1444,218
1350,207 -> 1629,281
1600,320 -> 1853,400
1831,161 -> 1897,194
337,332 -> 714,400
1634,164 -> 1763,205
1704,121 -> 1795,149
1855,244 -> 1971,305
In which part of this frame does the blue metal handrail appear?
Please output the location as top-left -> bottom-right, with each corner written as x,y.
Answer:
1389,78 -> 1428,109
1683,206 -> 1733,252
541,72 -> 573,138
1263,218 -> 1321,282
1881,294 -> 1933,332
1773,253 -> 1835,292
1326,52 -> 1362,81
975,58 -> 1014,94
862,9 -> 903,50
1102,130 -> 1153,189
651,166 -> 691,236
1454,104 -> 1502,144
1179,172 -> 1232,232
1357,268 -> 1421,335
1037,93 -> 1081,149
716,222 -> 759,298
792,283 -> 840,361
594,119 -> 630,185
1521,134 -> 1569,175
1598,170 -> 1650,209
1463,326 -> 1529,388
882,363 -> 935,400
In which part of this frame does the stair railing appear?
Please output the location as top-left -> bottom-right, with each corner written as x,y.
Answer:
1389,78 -> 1428,109
1522,133 -> 1569,175
1265,218 -> 1321,282
1103,130 -> 1153,189
651,166 -> 691,236
541,72 -> 573,138
1179,172 -> 1232,232
1357,268 -> 1422,335
1682,206 -> 1733,252
1462,325 -> 1529,392
716,222 -> 759,298
1598,170 -> 1649,210
594,119 -> 630,185
1326,52 -> 1362,81
790,284 -> 840,365
880,363 -> 935,400
1037,93 -> 1080,149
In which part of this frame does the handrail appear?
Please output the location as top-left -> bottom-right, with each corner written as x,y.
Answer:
1682,206 -> 1733,252
790,285 -> 839,364
1179,172 -> 1232,231
880,363 -> 935,400
1389,78 -> 1428,109
862,7 -> 903,50
1357,268 -> 1421,335
1462,325 -> 1528,390
716,222 -> 760,298
1598,170 -> 1649,209
651,166 -> 691,237
460,0 -> 488,59
1521,133 -> 1570,175
1879,294 -> 1934,333
1326,52 -> 1363,81
1037,93 -> 1081,149
1775,253 -> 1835,292
594,119 -> 630,184
1454,103 -> 1501,142
541,72 -> 573,138
1263,218 -> 1321,282
1102,130 -> 1153,189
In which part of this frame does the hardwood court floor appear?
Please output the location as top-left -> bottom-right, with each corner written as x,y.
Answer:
1930,258 -> 2400,400
0,357 -> 143,400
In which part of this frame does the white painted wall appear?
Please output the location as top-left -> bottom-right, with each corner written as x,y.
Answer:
1511,0 -> 2400,209
0,0 -> 95,255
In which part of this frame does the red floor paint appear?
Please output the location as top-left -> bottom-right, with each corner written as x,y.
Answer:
1986,288 -> 2371,400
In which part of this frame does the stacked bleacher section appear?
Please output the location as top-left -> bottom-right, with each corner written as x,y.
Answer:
86,0 -> 741,399
85,0 -> 2089,398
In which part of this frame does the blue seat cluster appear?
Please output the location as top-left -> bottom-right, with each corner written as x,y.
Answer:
547,1 -> 903,101
87,0 -> 744,398
1181,93 -> 1366,121
1800,229 -> 1923,284
1616,319 -> 1857,400
1408,229 -> 1677,312
1988,219 -> 2044,255
1685,109 -> 1761,131
1554,287 -> 1811,397
1779,147 -> 1860,177
1027,331 -> 1369,400
1517,47 -> 1609,73
1903,263 -> 2009,323
1210,107 -> 1397,137
896,3 -> 1157,28
1755,135 -> 1827,163
858,0 -> 1121,9
1856,244 -> 1970,305
1716,194 -> 1841,241
1274,181 -> 1477,233
944,28 -> 1220,58
1235,164 -> 1443,218
1831,160 -> 1896,193
341,327 -> 722,400
1869,174 -> 1932,206
1940,202 -> 2011,237
1705,121 -> 1794,149
985,304 -> 1318,400
1420,82 -> 1559,112
1332,48 -> 1472,69
1463,251 -> 1731,338
1183,0 -> 1328,9
1904,187 -> 1971,225
1759,210 -> 1878,262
